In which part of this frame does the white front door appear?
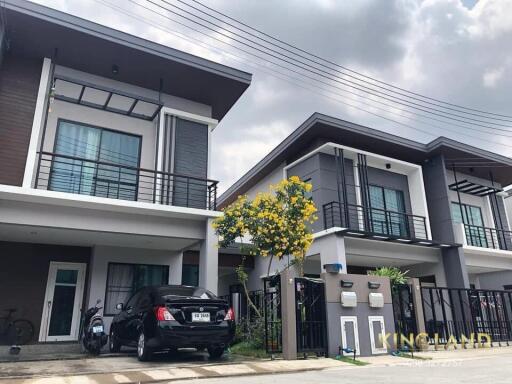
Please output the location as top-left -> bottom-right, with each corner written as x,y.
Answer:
39,262 -> 87,342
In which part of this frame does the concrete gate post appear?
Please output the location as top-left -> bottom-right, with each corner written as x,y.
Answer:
408,278 -> 426,334
280,268 -> 298,360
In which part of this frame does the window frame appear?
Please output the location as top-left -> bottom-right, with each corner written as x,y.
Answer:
368,184 -> 409,237
104,262 -> 169,316
51,118 -> 143,200
451,201 -> 485,226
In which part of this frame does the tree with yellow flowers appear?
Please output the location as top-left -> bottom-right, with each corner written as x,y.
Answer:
213,176 -> 318,315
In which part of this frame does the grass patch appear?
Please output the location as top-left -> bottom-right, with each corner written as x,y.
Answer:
334,355 -> 370,366
394,352 -> 432,360
229,342 -> 270,359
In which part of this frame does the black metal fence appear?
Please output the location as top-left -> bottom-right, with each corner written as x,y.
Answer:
421,286 -> 512,345
323,201 -> 428,240
295,277 -> 327,356
392,284 -> 418,339
463,224 -> 512,251
264,276 -> 282,354
35,151 -> 218,210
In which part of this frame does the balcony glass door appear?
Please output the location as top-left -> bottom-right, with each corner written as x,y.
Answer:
50,121 -> 141,201
451,202 -> 487,247
369,185 -> 408,237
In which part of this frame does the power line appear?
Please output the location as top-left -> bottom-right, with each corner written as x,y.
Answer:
185,0 -> 512,121
96,0 -> 512,150
153,0 -> 512,129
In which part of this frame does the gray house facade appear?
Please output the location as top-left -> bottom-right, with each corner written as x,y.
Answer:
218,113 -> 512,294
0,0 -> 251,343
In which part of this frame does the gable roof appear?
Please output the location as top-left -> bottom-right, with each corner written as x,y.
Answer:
1,0 -> 251,120
219,113 -> 512,207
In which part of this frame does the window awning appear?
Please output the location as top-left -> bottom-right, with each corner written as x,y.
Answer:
448,179 -> 502,197
53,75 -> 163,121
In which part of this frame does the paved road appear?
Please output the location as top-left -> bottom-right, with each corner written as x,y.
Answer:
170,353 -> 512,384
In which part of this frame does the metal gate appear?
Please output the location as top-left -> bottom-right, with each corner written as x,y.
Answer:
295,277 -> 327,356
392,284 -> 417,338
263,275 -> 282,354
421,286 -> 512,345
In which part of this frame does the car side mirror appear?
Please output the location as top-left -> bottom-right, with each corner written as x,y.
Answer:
116,303 -> 124,310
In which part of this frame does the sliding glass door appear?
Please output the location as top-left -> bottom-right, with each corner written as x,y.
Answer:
451,202 -> 487,247
368,185 -> 409,237
50,120 -> 141,201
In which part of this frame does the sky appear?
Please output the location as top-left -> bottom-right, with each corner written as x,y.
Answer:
32,0 -> 512,193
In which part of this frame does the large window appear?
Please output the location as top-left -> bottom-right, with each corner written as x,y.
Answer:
182,264 -> 199,286
368,185 -> 408,237
49,120 -> 141,201
104,263 -> 169,315
451,202 -> 487,247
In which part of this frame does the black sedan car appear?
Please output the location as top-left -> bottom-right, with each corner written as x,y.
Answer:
109,285 -> 235,361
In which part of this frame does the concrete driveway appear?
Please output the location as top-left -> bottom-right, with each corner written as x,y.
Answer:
0,348 -> 249,379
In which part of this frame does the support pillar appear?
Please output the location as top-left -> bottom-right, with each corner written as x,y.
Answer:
408,278 -> 426,334
308,233 -> 347,274
422,154 -> 469,288
169,251 -> 183,285
281,268 -> 298,360
199,218 -> 218,294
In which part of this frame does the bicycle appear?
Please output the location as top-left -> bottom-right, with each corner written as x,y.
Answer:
0,309 -> 35,346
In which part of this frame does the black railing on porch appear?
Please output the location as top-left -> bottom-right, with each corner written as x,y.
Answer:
323,201 -> 428,240
35,151 -> 218,210
463,224 -> 512,251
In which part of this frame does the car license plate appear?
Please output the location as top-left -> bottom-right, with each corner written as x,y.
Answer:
192,312 -> 210,322
92,325 -> 104,333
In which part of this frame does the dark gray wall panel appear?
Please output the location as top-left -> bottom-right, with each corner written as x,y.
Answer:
423,154 -> 469,288
0,242 -> 91,343
0,55 -> 41,186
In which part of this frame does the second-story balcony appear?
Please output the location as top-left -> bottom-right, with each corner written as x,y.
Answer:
34,151 -> 218,210
462,224 -> 512,251
323,201 -> 429,241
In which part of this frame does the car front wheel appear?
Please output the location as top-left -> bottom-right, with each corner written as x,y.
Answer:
207,346 -> 225,359
137,330 -> 153,361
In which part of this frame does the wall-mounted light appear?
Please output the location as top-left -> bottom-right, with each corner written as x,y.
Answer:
324,263 -> 343,274
385,163 -> 391,169
368,281 -> 381,289
340,280 -> 354,288
112,64 -> 119,75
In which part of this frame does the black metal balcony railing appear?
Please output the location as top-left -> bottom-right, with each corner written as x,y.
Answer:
323,201 -> 428,240
35,151 -> 218,210
463,224 -> 512,251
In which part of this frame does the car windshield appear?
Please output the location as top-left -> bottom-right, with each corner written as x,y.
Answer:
158,286 -> 217,300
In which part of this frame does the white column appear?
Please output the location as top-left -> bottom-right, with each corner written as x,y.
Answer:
169,251 -> 183,285
199,218 -> 219,294
308,233 -> 347,273
23,57 -> 52,188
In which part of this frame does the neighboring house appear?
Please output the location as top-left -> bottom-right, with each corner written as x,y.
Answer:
218,113 -> 512,293
0,0 -> 251,343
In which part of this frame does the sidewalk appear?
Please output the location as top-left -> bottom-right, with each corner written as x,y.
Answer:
0,357 -> 352,384
2,346 -> 512,383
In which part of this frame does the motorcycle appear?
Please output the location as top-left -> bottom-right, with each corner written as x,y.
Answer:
80,299 -> 108,355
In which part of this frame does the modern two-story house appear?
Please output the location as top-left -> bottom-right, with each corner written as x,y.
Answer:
0,0 -> 251,343
219,113 -> 512,295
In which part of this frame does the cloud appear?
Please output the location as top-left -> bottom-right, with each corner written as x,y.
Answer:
33,0 -> 512,192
